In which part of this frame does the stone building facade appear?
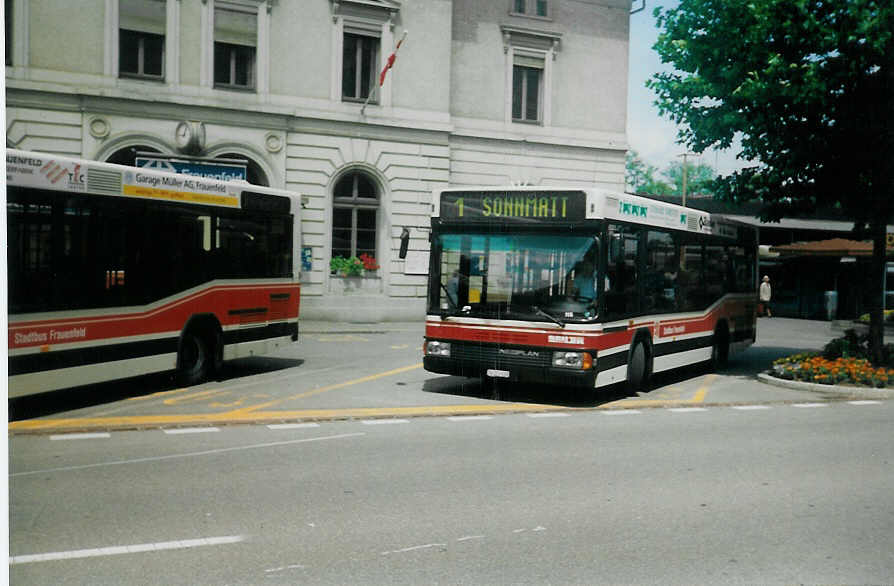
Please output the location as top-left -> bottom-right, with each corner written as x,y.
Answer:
5,0 -> 631,321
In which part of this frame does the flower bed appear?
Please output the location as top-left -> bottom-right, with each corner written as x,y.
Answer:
772,354 -> 894,388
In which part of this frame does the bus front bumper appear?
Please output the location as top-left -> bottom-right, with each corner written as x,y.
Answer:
423,356 -> 596,388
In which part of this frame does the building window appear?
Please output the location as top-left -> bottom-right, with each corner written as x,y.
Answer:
511,0 -> 549,18
332,172 -> 378,260
342,33 -> 378,102
119,0 -> 165,80
214,6 -> 256,90
512,54 -> 543,123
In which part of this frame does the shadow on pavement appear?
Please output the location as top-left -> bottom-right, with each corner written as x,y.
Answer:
8,357 -> 304,421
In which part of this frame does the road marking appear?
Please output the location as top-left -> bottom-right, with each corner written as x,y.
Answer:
9,535 -> 244,565
601,410 -> 642,415
732,405 -> 771,411
231,363 -> 425,413
163,427 -> 220,435
668,407 -> 708,413
391,344 -> 409,349
361,419 -> 409,425
848,400 -> 882,405
447,415 -> 494,421
10,433 -> 365,477
163,389 -> 229,405
456,535 -> 485,542
526,412 -> 571,418
381,543 -> 446,556
50,433 -> 110,440
793,403 -> 828,408
267,423 -> 320,430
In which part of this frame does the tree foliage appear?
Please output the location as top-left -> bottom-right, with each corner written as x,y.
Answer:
626,150 -> 716,196
647,0 -> 894,362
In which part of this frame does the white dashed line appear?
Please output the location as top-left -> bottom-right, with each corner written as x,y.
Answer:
848,400 -> 882,405
526,412 -> 571,418
267,423 -> 320,430
381,543 -> 446,556
447,415 -> 494,421
456,535 -> 485,542
601,410 -> 642,415
50,433 -> 110,441
732,405 -> 771,411
667,407 -> 708,413
163,427 -> 220,435
361,419 -> 410,425
793,403 -> 829,408
10,535 -> 244,565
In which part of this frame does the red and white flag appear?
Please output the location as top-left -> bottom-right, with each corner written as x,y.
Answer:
379,30 -> 408,87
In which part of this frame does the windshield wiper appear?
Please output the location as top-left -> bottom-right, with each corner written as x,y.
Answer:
531,306 -> 565,328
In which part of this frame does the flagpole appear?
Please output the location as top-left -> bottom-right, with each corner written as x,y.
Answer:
361,30 -> 408,116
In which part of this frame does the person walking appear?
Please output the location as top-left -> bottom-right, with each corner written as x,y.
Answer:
759,275 -> 772,317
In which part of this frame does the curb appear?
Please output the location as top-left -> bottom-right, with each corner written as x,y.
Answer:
757,372 -> 894,399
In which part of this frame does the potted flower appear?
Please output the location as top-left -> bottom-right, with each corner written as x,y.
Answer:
330,255 -> 363,277
359,253 -> 380,276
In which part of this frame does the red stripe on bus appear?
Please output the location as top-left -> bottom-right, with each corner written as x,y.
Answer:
9,283 -> 300,350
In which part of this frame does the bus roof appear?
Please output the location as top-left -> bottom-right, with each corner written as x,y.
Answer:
432,186 -> 743,238
6,149 -> 299,209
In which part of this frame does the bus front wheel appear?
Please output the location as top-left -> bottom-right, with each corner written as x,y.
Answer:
178,332 -> 210,386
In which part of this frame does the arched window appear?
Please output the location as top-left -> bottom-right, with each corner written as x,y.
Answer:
332,171 -> 378,260
105,145 -> 161,167
215,152 -> 269,186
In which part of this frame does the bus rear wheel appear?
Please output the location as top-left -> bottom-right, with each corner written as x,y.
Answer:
178,332 -> 210,386
627,340 -> 649,393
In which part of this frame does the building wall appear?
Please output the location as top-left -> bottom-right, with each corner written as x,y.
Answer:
6,0 -> 630,322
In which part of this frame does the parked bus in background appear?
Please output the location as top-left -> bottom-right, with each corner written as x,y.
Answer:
415,186 -> 757,396
7,150 -> 301,398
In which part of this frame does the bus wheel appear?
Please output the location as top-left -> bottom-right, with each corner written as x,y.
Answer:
178,332 -> 210,386
710,325 -> 729,371
627,340 -> 649,393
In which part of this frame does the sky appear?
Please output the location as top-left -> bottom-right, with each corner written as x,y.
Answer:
626,0 -> 747,177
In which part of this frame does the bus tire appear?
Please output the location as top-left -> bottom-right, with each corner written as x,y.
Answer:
626,338 -> 650,393
710,323 -> 730,371
178,331 -> 210,386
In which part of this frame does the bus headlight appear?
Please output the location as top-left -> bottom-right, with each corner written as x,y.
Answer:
553,351 -> 593,370
425,340 -> 451,357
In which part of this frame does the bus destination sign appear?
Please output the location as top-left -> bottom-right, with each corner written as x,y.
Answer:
440,190 -> 586,222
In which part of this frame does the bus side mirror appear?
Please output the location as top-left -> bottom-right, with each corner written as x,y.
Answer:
399,228 -> 410,259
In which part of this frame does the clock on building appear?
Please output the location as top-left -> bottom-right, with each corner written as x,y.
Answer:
174,121 -> 206,154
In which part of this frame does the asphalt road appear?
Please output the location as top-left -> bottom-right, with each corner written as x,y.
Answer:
10,399 -> 894,585
7,318 -> 865,432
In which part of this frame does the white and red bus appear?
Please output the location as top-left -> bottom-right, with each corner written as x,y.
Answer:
418,186 -> 757,394
7,149 -> 301,397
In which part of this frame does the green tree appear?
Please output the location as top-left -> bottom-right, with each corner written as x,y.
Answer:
647,0 -> 894,362
662,159 -> 716,197
625,150 -> 673,195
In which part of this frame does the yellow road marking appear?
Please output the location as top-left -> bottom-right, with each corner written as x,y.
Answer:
8,403 -> 566,432
163,389 -> 228,405
602,374 -> 715,408
317,334 -> 369,342
391,344 -> 409,349
230,363 -> 425,414
126,388 -> 191,402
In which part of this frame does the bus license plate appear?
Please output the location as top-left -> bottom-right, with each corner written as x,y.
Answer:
486,369 -> 510,378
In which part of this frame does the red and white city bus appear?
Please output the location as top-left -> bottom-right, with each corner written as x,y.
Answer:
419,186 -> 757,394
7,149 -> 301,397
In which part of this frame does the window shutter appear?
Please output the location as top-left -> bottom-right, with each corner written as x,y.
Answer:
214,7 -> 257,47
514,54 -> 544,69
120,0 -> 165,35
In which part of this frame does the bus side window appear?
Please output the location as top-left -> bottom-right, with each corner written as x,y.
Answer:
605,224 -> 640,317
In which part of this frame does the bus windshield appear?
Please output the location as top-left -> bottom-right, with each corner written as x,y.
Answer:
432,232 -> 601,322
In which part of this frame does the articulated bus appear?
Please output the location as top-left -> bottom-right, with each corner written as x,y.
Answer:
7,149 -> 301,398
420,186 -> 757,394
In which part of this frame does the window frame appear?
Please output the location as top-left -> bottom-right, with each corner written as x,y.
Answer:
119,28 -> 166,81
213,40 -> 256,90
509,0 -> 551,19
331,172 -> 379,263
512,62 -> 543,123
341,31 -> 379,103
